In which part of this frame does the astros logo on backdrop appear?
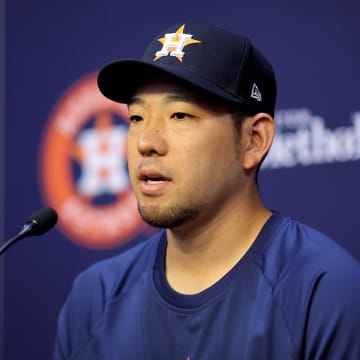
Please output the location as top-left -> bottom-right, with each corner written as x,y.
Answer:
39,73 -> 149,249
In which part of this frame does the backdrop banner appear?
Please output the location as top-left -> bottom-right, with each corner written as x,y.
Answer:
4,1 -> 360,358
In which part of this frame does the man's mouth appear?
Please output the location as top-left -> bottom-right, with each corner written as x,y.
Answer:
139,172 -> 170,184
138,171 -> 171,195
145,177 -> 166,184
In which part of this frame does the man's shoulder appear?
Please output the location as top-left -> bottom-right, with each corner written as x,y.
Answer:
272,216 -> 360,357
53,232 -> 164,358
262,213 -> 360,275
260,214 -> 360,323
257,213 -> 360,305
72,231 -> 163,302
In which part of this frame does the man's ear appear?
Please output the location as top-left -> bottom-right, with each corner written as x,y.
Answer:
243,113 -> 275,170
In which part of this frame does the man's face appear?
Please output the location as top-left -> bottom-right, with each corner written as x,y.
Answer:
126,79 -> 247,229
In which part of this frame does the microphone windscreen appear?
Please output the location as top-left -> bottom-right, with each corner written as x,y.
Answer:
27,207 -> 58,235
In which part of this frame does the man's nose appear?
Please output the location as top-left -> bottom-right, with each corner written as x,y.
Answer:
137,122 -> 167,156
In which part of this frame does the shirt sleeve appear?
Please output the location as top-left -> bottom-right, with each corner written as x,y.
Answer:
303,258 -> 360,359
52,268 -> 106,360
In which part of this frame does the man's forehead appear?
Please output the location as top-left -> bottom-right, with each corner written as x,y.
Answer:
129,75 -> 230,110
130,82 -> 195,102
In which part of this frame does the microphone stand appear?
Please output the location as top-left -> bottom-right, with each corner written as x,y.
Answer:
0,223 -> 33,256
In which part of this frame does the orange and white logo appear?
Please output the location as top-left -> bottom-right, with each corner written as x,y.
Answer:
154,24 -> 201,62
39,73 -> 151,249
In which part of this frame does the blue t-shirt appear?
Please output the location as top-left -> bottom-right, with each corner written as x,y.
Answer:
53,212 -> 360,359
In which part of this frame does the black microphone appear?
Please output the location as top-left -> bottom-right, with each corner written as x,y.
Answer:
0,207 -> 58,255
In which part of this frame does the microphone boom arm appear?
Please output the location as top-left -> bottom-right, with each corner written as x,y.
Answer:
0,208 -> 58,256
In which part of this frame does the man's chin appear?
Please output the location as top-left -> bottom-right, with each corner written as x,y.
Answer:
138,204 -> 198,229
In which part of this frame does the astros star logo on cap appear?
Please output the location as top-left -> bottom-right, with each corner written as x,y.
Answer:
153,24 -> 201,62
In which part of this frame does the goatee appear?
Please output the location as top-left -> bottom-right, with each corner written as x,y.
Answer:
138,204 -> 198,229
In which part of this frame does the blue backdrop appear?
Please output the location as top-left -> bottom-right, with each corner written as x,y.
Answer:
3,1 -> 360,359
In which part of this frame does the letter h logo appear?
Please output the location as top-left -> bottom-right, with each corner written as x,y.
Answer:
153,24 -> 201,63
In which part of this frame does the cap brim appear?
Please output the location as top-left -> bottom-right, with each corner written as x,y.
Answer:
97,59 -> 248,106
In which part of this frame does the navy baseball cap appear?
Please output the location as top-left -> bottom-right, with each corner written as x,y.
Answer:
98,21 -> 277,116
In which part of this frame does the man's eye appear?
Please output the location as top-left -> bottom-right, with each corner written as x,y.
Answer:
129,115 -> 143,123
172,112 -> 191,120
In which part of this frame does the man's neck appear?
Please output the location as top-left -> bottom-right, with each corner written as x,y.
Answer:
164,201 -> 272,295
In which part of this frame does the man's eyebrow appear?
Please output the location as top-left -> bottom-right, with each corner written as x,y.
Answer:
128,97 -> 145,106
162,94 -> 196,104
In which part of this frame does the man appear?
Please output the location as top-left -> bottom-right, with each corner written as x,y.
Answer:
54,22 -> 360,359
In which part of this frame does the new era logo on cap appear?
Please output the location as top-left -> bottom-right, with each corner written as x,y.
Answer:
251,83 -> 262,102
